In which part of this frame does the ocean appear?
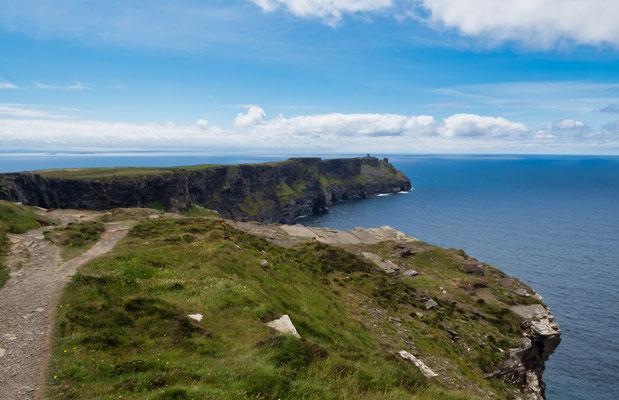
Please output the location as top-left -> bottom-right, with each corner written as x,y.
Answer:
1,153 -> 618,399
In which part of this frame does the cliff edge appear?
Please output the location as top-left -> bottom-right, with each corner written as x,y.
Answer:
0,157 -> 410,224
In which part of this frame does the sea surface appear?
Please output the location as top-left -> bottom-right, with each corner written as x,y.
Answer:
1,153 -> 618,399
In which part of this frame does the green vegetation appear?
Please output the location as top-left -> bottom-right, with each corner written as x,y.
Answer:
0,200 -> 56,287
47,215 -> 526,399
180,205 -> 219,218
44,220 -> 105,261
27,164 -> 223,180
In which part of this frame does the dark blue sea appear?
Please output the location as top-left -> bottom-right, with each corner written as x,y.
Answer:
1,153 -> 618,399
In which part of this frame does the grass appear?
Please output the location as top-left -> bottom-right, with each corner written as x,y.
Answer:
47,216 -> 528,399
44,220 -> 105,261
0,200 -> 57,287
180,205 -> 219,218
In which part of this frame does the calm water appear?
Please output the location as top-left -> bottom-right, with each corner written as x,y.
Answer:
1,153 -> 618,399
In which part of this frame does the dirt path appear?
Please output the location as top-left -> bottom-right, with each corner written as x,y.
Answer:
0,211 -> 131,400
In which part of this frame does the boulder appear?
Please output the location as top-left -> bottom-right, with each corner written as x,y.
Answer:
460,262 -> 485,276
266,314 -> 301,338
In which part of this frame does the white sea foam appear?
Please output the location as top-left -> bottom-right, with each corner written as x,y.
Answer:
377,193 -> 391,197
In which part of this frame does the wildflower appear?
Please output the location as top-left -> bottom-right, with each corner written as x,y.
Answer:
54,376 -> 57,379
63,350 -> 67,353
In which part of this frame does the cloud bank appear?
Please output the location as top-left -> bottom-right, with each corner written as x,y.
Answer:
251,0 -> 392,25
417,0 -> 619,48
1,104 -> 617,154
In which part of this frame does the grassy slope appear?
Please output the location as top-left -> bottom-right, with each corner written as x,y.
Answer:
29,164 -> 222,180
0,200 -> 56,287
47,216 -> 536,399
44,221 -> 105,261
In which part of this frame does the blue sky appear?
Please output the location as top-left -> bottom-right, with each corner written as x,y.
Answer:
1,0 -> 619,154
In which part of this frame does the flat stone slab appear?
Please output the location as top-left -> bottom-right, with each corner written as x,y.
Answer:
361,252 -> 399,273
280,224 -> 417,246
511,304 -> 548,320
266,314 -> 301,338
398,350 -> 438,378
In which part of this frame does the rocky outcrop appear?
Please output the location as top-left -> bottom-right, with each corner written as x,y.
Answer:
487,304 -> 561,400
0,157 -> 411,224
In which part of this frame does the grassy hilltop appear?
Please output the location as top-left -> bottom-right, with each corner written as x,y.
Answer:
45,210 -> 543,400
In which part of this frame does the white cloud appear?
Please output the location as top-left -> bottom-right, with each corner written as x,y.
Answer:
536,118 -> 589,139
440,114 -> 527,137
234,106 -> 267,126
251,0 -> 392,25
0,103 -> 75,119
1,104 -> 617,154
0,79 -> 18,89
417,0 -> 619,48
33,81 -> 89,90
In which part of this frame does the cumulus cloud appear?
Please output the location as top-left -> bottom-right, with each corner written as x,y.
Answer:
536,119 -> 589,139
33,81 -> 89,90
251,0 -> 392,25
440,114 -> 527,137
2,103 -> 617,153
234,106 -> 267,126
417,0 -> 619,48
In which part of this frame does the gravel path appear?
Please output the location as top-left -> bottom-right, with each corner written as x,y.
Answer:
0,212 -> 131,400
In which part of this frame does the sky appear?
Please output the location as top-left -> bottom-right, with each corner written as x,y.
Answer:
1,0 -> 619,155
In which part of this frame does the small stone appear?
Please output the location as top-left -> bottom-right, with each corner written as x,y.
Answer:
415,312 -> 424,318
0,348 -> 5,357
260,259 -> 270,268
187,314 -> 203,322
515,288 -> 530,297
424,299 -> 438,310
266,314 -> 301,338
402,269 -> 418,277
35,308 -> 45,312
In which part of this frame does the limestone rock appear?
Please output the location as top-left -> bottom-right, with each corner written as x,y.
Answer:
460,262 -> 485,276
187,313 -> 203,322
397,350 -> 438,378
515,288 -> 529,297
266,314 -> 301,338
402,269 -> 418,277
361,252 -> 399,274
424,299 -> 438,310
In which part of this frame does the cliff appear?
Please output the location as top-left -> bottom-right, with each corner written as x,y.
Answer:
0,157 -> 411,224
41,210 -> 560,400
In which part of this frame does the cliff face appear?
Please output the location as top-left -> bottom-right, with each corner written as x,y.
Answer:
0,157 -> 411,224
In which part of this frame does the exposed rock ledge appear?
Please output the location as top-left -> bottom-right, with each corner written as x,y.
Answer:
487,304 -> 561,400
